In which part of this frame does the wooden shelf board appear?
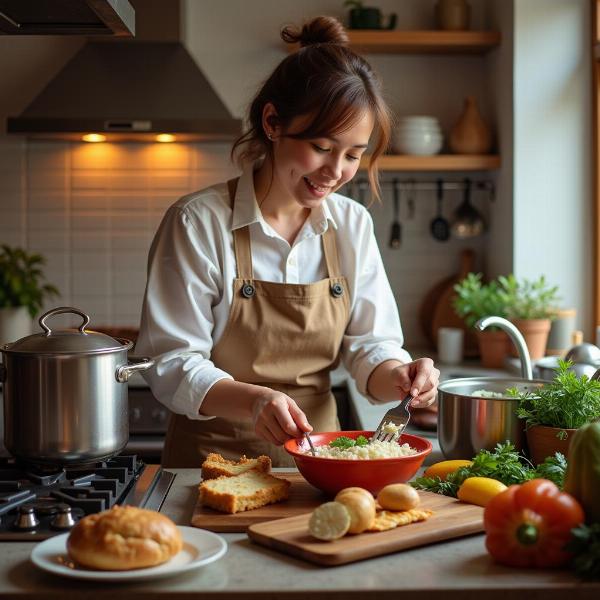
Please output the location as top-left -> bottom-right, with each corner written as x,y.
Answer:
346,30 -> 501,54
288,30 -> 501,54
360,154 -> 501,171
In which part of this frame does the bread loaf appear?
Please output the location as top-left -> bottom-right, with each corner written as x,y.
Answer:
67,505 -> 182,570
201,453 -> 271,480
200,470 -> 290,514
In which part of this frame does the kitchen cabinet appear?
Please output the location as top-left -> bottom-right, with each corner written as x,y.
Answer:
333,29 -> 502,172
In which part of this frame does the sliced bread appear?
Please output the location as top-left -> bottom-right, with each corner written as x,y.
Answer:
201,453 -> 272,480
199,470 -> 291,514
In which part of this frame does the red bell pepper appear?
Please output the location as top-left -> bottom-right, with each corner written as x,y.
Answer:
483,478 -> 584,568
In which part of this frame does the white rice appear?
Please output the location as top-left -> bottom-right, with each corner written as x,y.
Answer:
306,440 -> 418,460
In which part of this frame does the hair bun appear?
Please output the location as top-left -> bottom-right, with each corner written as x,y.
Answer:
281,16 -> 349,48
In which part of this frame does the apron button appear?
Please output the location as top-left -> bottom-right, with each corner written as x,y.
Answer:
330,283 -> 344,298
242,283 -> 255,298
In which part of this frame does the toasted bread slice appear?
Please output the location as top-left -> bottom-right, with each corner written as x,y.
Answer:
201,453 -> 272,481
199,470 -> 290,514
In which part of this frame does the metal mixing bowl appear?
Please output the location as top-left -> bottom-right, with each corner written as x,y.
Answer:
437,377 -> 547,459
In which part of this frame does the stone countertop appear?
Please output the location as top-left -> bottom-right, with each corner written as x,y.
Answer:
1,468 -> 598,600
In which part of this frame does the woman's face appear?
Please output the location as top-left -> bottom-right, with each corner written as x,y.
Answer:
270,110 -> 374,209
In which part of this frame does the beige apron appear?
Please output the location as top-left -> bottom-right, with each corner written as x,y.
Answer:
162,178 -> 350,467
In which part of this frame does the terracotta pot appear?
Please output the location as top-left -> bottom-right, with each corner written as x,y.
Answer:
476,329 -> 509,368
449,96 -> 492,154
526,424 -> 577,464
510,318 -> 551,361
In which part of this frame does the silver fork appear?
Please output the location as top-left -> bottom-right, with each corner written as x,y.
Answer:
370,395 -> 413,443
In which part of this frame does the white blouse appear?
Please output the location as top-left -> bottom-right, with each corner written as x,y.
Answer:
136,164 -> 412,420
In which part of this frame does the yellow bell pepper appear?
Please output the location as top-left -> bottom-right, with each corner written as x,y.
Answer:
423,460 -> 473,481
457,477 -> 508,507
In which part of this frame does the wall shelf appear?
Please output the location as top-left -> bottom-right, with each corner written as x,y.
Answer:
359,154 -> 501,172
289,30 -> 501,55
345,30 -> 501,54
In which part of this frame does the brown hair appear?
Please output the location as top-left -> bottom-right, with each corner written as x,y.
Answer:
231,16 -> 392,204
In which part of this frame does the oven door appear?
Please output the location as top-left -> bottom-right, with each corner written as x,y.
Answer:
126,384 -> 168,463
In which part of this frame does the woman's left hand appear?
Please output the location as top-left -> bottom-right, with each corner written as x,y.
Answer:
391,358 -> 440,408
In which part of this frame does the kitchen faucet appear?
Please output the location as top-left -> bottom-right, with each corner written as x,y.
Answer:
475,316 -> 533,380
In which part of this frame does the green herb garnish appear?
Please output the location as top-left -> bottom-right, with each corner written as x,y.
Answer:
412,442 -> 567,497
510,360 -> 600,437
329,435 -> 369,450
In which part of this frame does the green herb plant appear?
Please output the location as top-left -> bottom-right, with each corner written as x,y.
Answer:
497,274 -> 560,320
0,244 -> 59,318
510,360 -> 600,439
567,523 -> 600,579
453,272 -> 508,328
329,435 -> 369,450
412,442 -> 567,497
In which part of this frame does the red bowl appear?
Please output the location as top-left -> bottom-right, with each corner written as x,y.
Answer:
284,430 -> 432,496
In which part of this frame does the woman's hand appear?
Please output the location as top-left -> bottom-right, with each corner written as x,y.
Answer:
391,358 -> 440,408
252,389 -> 313,445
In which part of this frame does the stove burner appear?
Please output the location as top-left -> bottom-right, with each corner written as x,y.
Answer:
0,455 -> 175,541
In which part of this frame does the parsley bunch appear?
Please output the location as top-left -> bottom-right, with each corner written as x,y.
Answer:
511,360 -> 600,437
329,435 -> 369,450
412,442 -> 567,497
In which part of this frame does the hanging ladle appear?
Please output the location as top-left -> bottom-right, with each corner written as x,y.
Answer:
451,178 -> 486,239
389,178 -> 401,248
430,178 -> 450,241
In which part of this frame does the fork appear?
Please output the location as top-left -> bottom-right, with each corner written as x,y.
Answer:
370,394 -> 413,443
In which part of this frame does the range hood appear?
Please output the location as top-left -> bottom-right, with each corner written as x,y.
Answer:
0,0 -> 135,36
7,41 -> 243,141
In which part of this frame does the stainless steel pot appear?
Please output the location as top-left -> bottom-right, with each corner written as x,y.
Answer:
0,306 -> 154,466
438,316 -> 539,459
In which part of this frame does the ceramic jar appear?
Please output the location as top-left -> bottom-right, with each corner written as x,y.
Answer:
394,116 -> 443,156
435,0 -> 471,31
449,96 -> 492,154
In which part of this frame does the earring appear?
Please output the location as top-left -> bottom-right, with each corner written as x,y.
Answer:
267,132 -> 273,140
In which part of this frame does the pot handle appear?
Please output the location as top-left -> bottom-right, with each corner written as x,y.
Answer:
39,306 -> 90,335
116,356 -> 155,383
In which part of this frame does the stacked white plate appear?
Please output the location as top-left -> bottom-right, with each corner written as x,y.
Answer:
393,116 -> 443,156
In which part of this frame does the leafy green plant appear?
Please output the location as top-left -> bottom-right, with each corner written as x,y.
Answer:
497,274 -> 560,320
412,442 -> 567,496
0,245 -> 59,318
343,0 -> 364,9
509,360 -> 600,438
453,272 -> 508,328
567,523 -> 600,578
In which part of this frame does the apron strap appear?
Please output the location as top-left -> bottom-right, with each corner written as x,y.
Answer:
321,224 -> 342,278
227,177 -> 254,280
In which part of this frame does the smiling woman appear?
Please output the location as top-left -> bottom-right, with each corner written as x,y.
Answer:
135,15 -> 440,469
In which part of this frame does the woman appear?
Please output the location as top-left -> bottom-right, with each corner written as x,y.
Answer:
136,16 -> 440,468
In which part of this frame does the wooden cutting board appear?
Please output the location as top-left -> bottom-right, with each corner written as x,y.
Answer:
247,490 -> 484,566
191,472 -> 327,532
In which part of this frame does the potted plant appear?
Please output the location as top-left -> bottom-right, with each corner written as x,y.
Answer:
497,274 -> 560,360
0,244 -> 59,345
510,360 -> 600,464
453,272 -> 509,368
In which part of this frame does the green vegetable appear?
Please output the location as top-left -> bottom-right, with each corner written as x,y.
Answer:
412,442 -> 567,497
510,361 -> 600,438
564,421 -> 600,523
566,523 -> 600,578
329,435 -> 369,449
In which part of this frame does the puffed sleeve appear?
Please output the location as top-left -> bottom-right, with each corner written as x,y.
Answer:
135,205 -> 233,420
340,208 -> 412,403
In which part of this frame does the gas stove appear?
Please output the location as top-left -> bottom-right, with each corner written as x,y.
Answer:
0,455 -> 175,541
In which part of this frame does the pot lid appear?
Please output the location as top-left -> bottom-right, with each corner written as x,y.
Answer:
3,307 -> 131,354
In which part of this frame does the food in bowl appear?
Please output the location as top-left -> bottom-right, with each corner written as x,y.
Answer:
284,431 -> 433,495
305,435 -> 417,460
471,389 -> 511,398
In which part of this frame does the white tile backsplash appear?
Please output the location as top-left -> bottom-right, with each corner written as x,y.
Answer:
0,137 -> 491,346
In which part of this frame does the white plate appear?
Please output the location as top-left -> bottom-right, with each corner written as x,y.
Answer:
30,526 -> 227,582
